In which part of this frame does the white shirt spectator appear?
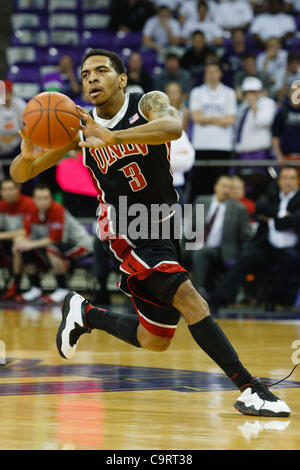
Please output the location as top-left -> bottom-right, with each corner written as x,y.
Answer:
205,195 -> 227,248
179,0 -> 218,23
250,13 -> 296,41
152,0 -> 183,11
285,0 -> 300,12
268,190 -> 298,248
189,83 -> 237,151
216,0 -> 253,30
0,96 -> 26,156
235,95 -> 277,153
181,19 -> 224,44
142,15 -> 181,47
256,49 -> 288,92
170,130 -> 195,187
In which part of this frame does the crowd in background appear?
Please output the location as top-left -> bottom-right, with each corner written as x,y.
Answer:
1,0 -> 300,311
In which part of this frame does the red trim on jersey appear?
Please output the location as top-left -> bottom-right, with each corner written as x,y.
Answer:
131,297 -> 176,338
46,246 -> 70,270
0,194 -> 35,215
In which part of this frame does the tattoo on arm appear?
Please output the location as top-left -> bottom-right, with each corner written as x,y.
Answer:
139,91 -> 180,120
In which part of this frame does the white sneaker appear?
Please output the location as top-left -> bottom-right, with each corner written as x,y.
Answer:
21,287 -> 42,302
48,288 -> 69,304
234,378 -> 291,417
56,291 -> 91,360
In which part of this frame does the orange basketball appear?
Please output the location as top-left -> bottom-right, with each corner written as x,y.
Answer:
22,91 -> 80,149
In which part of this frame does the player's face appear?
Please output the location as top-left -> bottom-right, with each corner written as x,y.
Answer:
33,189 -> 52,213
0,182 -> 20,203
81,56 -> 127,106
279,169 -> 299,194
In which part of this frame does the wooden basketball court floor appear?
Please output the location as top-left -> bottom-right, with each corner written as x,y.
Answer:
0,303 -> 300,450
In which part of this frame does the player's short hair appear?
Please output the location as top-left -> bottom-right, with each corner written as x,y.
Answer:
33,183 -> 52,194
0,179 -> 20,190
81,49 -> 127,75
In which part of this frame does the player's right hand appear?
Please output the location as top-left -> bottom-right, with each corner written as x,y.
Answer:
18,130 -> 49,161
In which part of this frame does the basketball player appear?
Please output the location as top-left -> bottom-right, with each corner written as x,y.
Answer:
10,49 -> 290,417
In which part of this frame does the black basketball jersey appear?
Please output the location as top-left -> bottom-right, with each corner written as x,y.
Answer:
81,93 -> 178,211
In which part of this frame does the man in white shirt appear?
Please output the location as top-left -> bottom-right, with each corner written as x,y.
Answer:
0,80 -> 26,178
142,5 -> 181,52
234,76 -> 277,181
189,175 -> 251,297
250,0 -> 296,44
256,37 -> 288,95
181,1 -> 224,45
189,61 -> 237,199
211,166 -> 300,310
216,0 -> 254,31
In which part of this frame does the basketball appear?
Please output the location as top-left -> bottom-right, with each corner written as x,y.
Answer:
22,91 -> 80,149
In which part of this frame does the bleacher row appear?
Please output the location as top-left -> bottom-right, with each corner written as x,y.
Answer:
7,0 -> 162,100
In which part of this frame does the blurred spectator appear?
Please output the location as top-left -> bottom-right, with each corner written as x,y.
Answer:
13,184 -> 94,303
170,129 -> 195,206
154,53 -> 193,98
165,81 -> 190,131
190,175 -> 251,298
256,37 -> 288,97
179,0 -> 217,25
126,52 -> 153,93
234,53 -> 273,100
234,77 -> 277,182
250,0 -> 296,44
0,179 -> 35,300
181,30 -> 215,80
211,166 -> 300,310
230,175 -> 256,216
221,29 -> 249,85
58,55 -> 81,98
109,0 -> 155,32
142,5 -> 181,52
0,80 -> 26,178
189,62 -> 237,199
272,94 -> 300,171
285,0 -> 300,13
181,1 -> 224,46
276,52 -> 300,101
151,0 -> 182,13
216,0 -> 254,31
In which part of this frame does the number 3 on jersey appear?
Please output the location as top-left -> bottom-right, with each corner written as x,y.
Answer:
120,162 -> 147,192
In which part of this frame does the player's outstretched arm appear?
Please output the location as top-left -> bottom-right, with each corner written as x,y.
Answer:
10,131 -> 80,183
77,91 -> 182,148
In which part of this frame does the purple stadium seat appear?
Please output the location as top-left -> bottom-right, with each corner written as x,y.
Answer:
11,13 -> 48,30
48,13 -> 80,30
81,31 -> 115,50
6,65 -> 41,83
49,30 -> 80,47
115,32 -> 143,51
7,46 -> 45,66
139,49 -> 160,73
81,0 -> 110,11
82,13 -> 110,30
45,47 -> 83,66
14,0 -> 46,11
48,0 -> 79,12
10,30 -> 49,47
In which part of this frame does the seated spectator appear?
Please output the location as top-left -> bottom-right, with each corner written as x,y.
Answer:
0,179 -> 35,300
276,52 -> 300,101
109,0 -> 155,32
211,166 -> 300,311
250,0 -> 296,45
234,77 -> 277,186
216,0 -> 254,31
142,5 -> 181,52
13,184 -> 94,303
230,175 -> 256,217
151,0 -> 182,13
234,53 -> 273,100
0,81 -> 26,178
181,1 -> 224,46
189,175 -> 251,299
181,30 -> 215,80
221,29 -> 250,85
154,53 -> 193,98
126,52 -> 153,93
256,37 -> 288,97
165,81 -> 190,131
179,0 -> 217,26
189,61 -> 237,199
272,93 -> 300,175
58,55 -> 81,98
170,129 -> 195,207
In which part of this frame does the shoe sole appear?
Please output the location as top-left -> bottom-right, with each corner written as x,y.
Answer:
234,401 -> 290,417
56,291 -> 77,360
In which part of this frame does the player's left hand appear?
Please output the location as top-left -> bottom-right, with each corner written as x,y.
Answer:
73,105 -> 116,148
